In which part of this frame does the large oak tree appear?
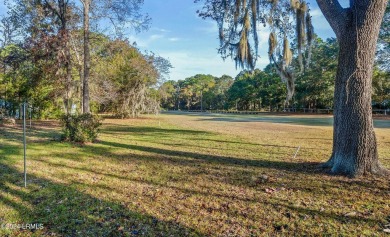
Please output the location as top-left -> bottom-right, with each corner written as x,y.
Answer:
318,0 -> 388,177
198,0 -> 389,177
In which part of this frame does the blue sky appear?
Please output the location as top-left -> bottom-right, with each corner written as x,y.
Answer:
0,0 -> 348,81
128,0 -> 342,81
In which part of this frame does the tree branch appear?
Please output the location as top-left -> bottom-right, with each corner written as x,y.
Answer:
44,0 -> 61,21
316,0 -> 348,38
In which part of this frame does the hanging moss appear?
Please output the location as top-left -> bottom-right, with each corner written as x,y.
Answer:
235,10 -> 254,69
234,0 -> 241,28
300,2 -> 308,12
305,10 -> 314,68
290,0 -> 300,10
219,27 -> 224,43
283,36 -> 293,67
268,32 -> 277,57
201,0 -> 315,104
296,2 -> 307,72
251,0 -> 258,53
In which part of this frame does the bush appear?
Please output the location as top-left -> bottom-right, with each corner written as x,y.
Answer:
60,113 -> 102,143
0,117 -> 16,126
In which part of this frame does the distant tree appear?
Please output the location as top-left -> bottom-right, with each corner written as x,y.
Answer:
93,39 -> 159,118
228,72 -> 258,110
205,75 -> 233,109
160,80 -> 177,110
294,37 -> 338,109
180,80 -> 196,111
174,74 -> 216,111
191,74 -> 215,111
372,68 -> 390,109
227,69 -> 285,111
377,5 -> 389,72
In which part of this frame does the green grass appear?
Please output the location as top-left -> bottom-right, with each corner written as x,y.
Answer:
0,113 -> 389,236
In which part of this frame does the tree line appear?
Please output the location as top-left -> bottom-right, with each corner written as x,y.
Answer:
161,37 -> 389,112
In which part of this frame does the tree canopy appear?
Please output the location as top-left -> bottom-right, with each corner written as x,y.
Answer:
196,0 -> 314,102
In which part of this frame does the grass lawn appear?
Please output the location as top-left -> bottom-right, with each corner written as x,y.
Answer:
0,112 -> 389,236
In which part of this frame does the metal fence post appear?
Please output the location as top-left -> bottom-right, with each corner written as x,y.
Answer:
23,102 -> 27,188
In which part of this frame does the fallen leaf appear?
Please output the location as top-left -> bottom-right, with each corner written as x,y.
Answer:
265,188 -> 276,194
344,212 -> 357,217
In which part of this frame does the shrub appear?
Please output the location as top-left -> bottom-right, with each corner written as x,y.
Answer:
0,117 -> 16,126
60,113 -> 102,143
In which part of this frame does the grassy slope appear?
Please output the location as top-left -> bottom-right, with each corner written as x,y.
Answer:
0,113 -> 389,236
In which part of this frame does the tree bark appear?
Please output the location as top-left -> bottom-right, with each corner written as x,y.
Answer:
317,0 -> 389,176
82,0 -> 91,114
48,0 -> 72,115
64,36 -> 73,115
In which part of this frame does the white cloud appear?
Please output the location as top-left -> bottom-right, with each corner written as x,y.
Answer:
150,34 -> 164,40
127,34 -> 165,48
168,37 -> 180,42
154,28 -> 170,33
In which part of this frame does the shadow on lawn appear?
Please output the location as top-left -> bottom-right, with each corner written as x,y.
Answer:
1,122 -> 387,235
103,125 -> 213,136
0,124 -> 59,143
197,116 -> 334,127
31,145 -> 384,230
167,112 -> 390,128
97,140 -> 322,173
92,135 -> 389,194
0,149 -> 202,236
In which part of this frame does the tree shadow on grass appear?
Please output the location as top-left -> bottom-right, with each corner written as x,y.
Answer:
0,146 -> 203,236
165,111 -> 390,128
190,137 -> 307,149
97,140 -> 323,173
103,125 -> 214,136
0,123 -> 60,143
2,122 -> 388,235
195,115 -> 334,127
27,144 -> 386,234
90,139 -> 390,195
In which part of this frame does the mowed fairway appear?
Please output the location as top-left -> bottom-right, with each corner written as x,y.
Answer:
0,112 -> 389,236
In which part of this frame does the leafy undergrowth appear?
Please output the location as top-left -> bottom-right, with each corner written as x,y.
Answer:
0,114 -> 389,236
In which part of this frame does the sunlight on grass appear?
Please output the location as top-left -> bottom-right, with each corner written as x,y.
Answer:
0,114 -> 389,236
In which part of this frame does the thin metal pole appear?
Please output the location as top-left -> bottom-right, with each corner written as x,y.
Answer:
292,146 -> 300,159
23,102 -> 27,188
29,107 -> 32,128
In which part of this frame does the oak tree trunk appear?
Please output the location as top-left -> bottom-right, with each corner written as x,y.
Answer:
317,0 -> 389,176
